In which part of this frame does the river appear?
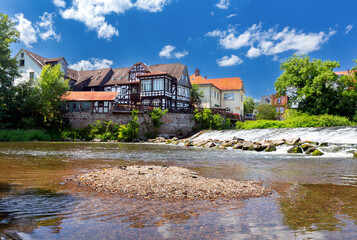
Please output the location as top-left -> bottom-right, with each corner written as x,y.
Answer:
0,130 -> 356,239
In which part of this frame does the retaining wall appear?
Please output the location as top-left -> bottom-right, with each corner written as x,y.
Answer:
65,112 -> 195,138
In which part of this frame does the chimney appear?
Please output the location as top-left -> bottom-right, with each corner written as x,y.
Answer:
195,68 -> 200,76
204,76 -> 207,79
347,69 -> 350,74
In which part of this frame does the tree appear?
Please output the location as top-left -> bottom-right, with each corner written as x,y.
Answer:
190,84 -> 204,106
256,104 -> 277,120
0,13 -> 20,127
243,96 -> 255,115
275,54 -> 357,118
38,64 -> 70,129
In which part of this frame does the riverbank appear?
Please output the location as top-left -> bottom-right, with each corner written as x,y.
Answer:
72,165 -> 271,200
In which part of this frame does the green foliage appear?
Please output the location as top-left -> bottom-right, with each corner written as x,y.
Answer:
0,129 -> 52,141
243,96 -> 255,115
38,64 -> 70,129
256,104 -> 277,120
149,108 -> 168,128
194,109 -> 231,130
0,13 -> 20,127
275,54 -> 357,118
236,110 -> 355,129
118,109 -> 140,142
190,84 -> 204,106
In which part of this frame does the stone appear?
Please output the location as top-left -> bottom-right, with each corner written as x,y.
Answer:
305,147 -> 317,155
265,145 -> 277,152
92,138 -> 104,142
232,136 -> 245,141
271,140 -> 285,146
300,144 -> 314,151
218,145 -> 227,149
319,142 -> 329,147
285,137 -> 301,145
253,144 -> 267,152
311,149 -> 324,156
242,141 -> 254,150
184,141 -> 194,147
287,146 -> 303,154
172,137 -> 178,141
233,143 -> 243,149
204,142 -> 216,148
353,152 -> 357,158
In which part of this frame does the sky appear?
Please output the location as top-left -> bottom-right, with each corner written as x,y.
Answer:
2,0 -> 357,100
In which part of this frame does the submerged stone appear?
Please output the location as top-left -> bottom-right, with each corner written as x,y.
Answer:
265,145 -> 277,152
319,142 -> 329,147
300,144 -> 314,151
287,146 -> 303,154
311,149 -> 324,156
285,137 -> 301,145
353,152 -> 357,158
305,147 -> 317,155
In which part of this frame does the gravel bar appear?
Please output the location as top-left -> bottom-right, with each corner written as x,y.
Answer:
73,165 -> 271,200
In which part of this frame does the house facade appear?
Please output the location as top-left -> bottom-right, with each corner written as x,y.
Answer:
14,49 -> 191,109
260,94 -> 289,120
190,69 -> 245,115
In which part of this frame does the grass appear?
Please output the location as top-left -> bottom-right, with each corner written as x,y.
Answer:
236,111 -> 356,130
0,129 -> 53,142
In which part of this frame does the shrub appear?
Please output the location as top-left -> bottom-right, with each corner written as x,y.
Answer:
194,109 -> 231,130
149,108 -> 168,128
118,109 -> 140,142
256,104 -> 277,120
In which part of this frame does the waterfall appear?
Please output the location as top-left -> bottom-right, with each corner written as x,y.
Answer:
189,126 -> 357,144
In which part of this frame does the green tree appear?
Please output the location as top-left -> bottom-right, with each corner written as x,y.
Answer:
118,109 -> 140,142
275,54 -> 356,118
0,13 -> 20,128
243,96 -> 255,115
256,104 -> 277,120
38,64 -> 70,129
190,84 -> 204,106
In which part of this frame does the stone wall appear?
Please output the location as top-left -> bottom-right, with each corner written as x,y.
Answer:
65,112 -> 195,138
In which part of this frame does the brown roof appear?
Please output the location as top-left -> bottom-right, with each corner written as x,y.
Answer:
67,68 -> 79,80
22,49 -> 47,67
62,91 -> 118,101
137,71 -> 170,77
190,74 -> 244,91
45,57 -> 68,65
104,67 -> 130,86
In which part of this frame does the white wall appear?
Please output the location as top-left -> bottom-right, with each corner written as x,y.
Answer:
222,90 -> 244,115
14,50 -> 43,85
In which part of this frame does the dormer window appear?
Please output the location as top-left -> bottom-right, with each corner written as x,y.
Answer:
97,76 -> 101,80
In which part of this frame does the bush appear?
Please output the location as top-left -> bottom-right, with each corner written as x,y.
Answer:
0,129 -> 52,141
236,110 -> 355,129
118,109 -> 140,142
194,109 -> 231,130
256,104 -> 277,120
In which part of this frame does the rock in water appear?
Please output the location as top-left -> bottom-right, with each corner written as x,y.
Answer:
311,149 -> 324,156
265,145 -> 277,152
287,146 -> 303,154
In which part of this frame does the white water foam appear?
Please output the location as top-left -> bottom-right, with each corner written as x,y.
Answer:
190,126 -> 357,144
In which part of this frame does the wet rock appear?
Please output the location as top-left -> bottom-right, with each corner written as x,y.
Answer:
319,142 -> 329,147
233,143 -> 243,149
242,141 -> 254,150
271,140 -> 285,146
311,149 -> 324,156
172,137 -> 178,141
287,146 -> 303,154
353,152 -> 357,158
184,141 -> 194,147
204,142 -> 216,148
232,136 -> 245,141
253,144 -> 267,152
300,144 -> 314,151
265,145 -> 277,152
285,137 -> 301,145
218,145 -> 227,149
247,146 -> 255,151
305,147 -> 317,155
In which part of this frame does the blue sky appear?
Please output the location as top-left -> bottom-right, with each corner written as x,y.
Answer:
2,0 -> 357,100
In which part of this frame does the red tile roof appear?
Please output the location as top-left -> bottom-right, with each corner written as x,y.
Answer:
190,74 -> 243,91
62,91 -> 118,101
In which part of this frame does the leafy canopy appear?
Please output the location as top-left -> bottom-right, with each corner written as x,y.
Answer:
275,54 -> 357,118
243,96 -> 255,115
256,104 -> 277,120
190,83 -> 204,106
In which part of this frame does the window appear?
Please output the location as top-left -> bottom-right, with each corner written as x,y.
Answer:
142,99 -> 150,105
79,103 -> 83,110
153,99 -> 161,107
21,52 -> 24,58
276,107 -> 280,113
277,98 -> 281,104
141,80 -> 152,91
73,103 -> 76,109
224,93 -> 234,100
19,60 -> 25,67
29,72 -> 34,80
280,107 -> 284,113
265,98 -> 270,103
153,78 -> 164,91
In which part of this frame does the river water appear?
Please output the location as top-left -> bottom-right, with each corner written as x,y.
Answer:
0,136 -> 356,239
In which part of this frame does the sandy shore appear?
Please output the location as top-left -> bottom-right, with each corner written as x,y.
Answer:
72,165 -> 271,200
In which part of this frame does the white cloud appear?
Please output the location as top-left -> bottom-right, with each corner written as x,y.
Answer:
215,0 -> 230,10
135,0 -> 171,12
226,14 -> 237,19
69,58 -> 114,71
15,13 -> 37,47
159,45 -> 188,59
37,12 -> 61,41
345,24 -> 353,34
53,0 -> 66,8
216,55 -> 242,67
207,23 -> 336,58
59,0 -> 171,39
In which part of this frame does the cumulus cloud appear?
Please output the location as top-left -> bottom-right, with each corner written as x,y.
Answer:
60,0 -> 171,39
216,55 -> 242,67
215,0 -> 230,10
345,24 -> 353,34
69,58 -> 114,71
15,13 -> 37,47
53,0 -> 66,8
207,23 -> 336,58
38,12 -> 61,41
159,45 -> 188,59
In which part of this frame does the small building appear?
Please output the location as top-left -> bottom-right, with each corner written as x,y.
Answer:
259,94 -> 289,120
190,69 -> 245,115
62,91 -> 118,113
